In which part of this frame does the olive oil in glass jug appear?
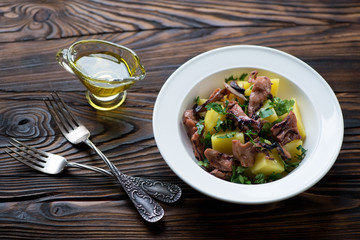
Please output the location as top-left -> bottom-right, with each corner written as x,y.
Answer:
56,40 -> 146,111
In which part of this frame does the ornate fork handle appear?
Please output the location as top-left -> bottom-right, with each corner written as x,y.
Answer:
128,177 -> 182,203
84,139 -> 164,222
69,162 -> 182,203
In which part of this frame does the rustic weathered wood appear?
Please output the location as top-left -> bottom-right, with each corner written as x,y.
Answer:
1,24 -> 360,93
0,0 -> 359,239
1,0 -> 360,43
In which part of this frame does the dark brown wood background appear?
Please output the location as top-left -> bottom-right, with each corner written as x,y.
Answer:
0,0 -> 359,239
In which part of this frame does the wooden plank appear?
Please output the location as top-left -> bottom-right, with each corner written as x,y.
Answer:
0,192 -> 359,239
1,0 -> 360,42
0,25 -> 360,94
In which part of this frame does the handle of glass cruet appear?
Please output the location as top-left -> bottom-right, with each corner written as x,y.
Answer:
56,48 -> 75,75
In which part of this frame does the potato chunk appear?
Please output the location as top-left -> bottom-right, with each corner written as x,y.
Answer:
283,139 -> 303,161
244,85 -> 253,96
197,98 -> 208,106
250,150 -> 284,176
236,80 -> 253,96
279,98 -> 306,140
241,78 -> 279,97
270,78 -> 279,97
204,109 -> 225,134
237,80 -> 251,90
292,99 -> 306,140
211,131 -> 244,155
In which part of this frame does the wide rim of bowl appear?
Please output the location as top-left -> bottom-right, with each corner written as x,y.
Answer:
153,45 -> 344,204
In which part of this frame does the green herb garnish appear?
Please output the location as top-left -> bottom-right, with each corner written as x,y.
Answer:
196,119 -> 204,135
270,97 -> 294,116
214,118 -> 235,133
296,145 -> 307,160
268,172 -> 282,181
202,132 -> 212,149
198,158 -> 210,168
195,96 -> 200,105
231,166 -> 252,184
214,118 -> 223,133
245,129 -> 257,144
282,160 -> 301,172
239,73 -> 248,81
259,107 -> 274,119
225,75 -> 237,83
254,173 -> 266,184
225,73 -> 248,83
205,102 -> 226,115
259,122 -> 272,139
216,132 -> 236,139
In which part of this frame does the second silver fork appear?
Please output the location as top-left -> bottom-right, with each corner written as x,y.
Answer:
7,138 -> 181,204
44,92 -> 165,222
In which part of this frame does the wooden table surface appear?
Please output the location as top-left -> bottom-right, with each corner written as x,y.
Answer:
0,1 -> 359,239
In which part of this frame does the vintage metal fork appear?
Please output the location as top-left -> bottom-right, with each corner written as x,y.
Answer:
6,138 -> 181,204
44,92 -> 164,222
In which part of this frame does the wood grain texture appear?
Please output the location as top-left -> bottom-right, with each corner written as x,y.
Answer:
0,0 -> 359,239
1,24 -> 360,93
1,0 -> 360,43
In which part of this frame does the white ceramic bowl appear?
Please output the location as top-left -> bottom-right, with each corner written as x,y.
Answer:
153,45 -> 343,204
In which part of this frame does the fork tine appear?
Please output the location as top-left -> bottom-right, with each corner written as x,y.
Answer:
6,149 -> 46,173
9,138 -> 47,157
51,92 -> 79,128
9,138 -> 47,160
8,139 -> 49,169
45,92 -> 78,134
53,92 -> 79,121
6,146 -> 46,168
45,98 -> 71,134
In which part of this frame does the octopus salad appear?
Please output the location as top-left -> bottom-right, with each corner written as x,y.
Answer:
183,71 -> 307,184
